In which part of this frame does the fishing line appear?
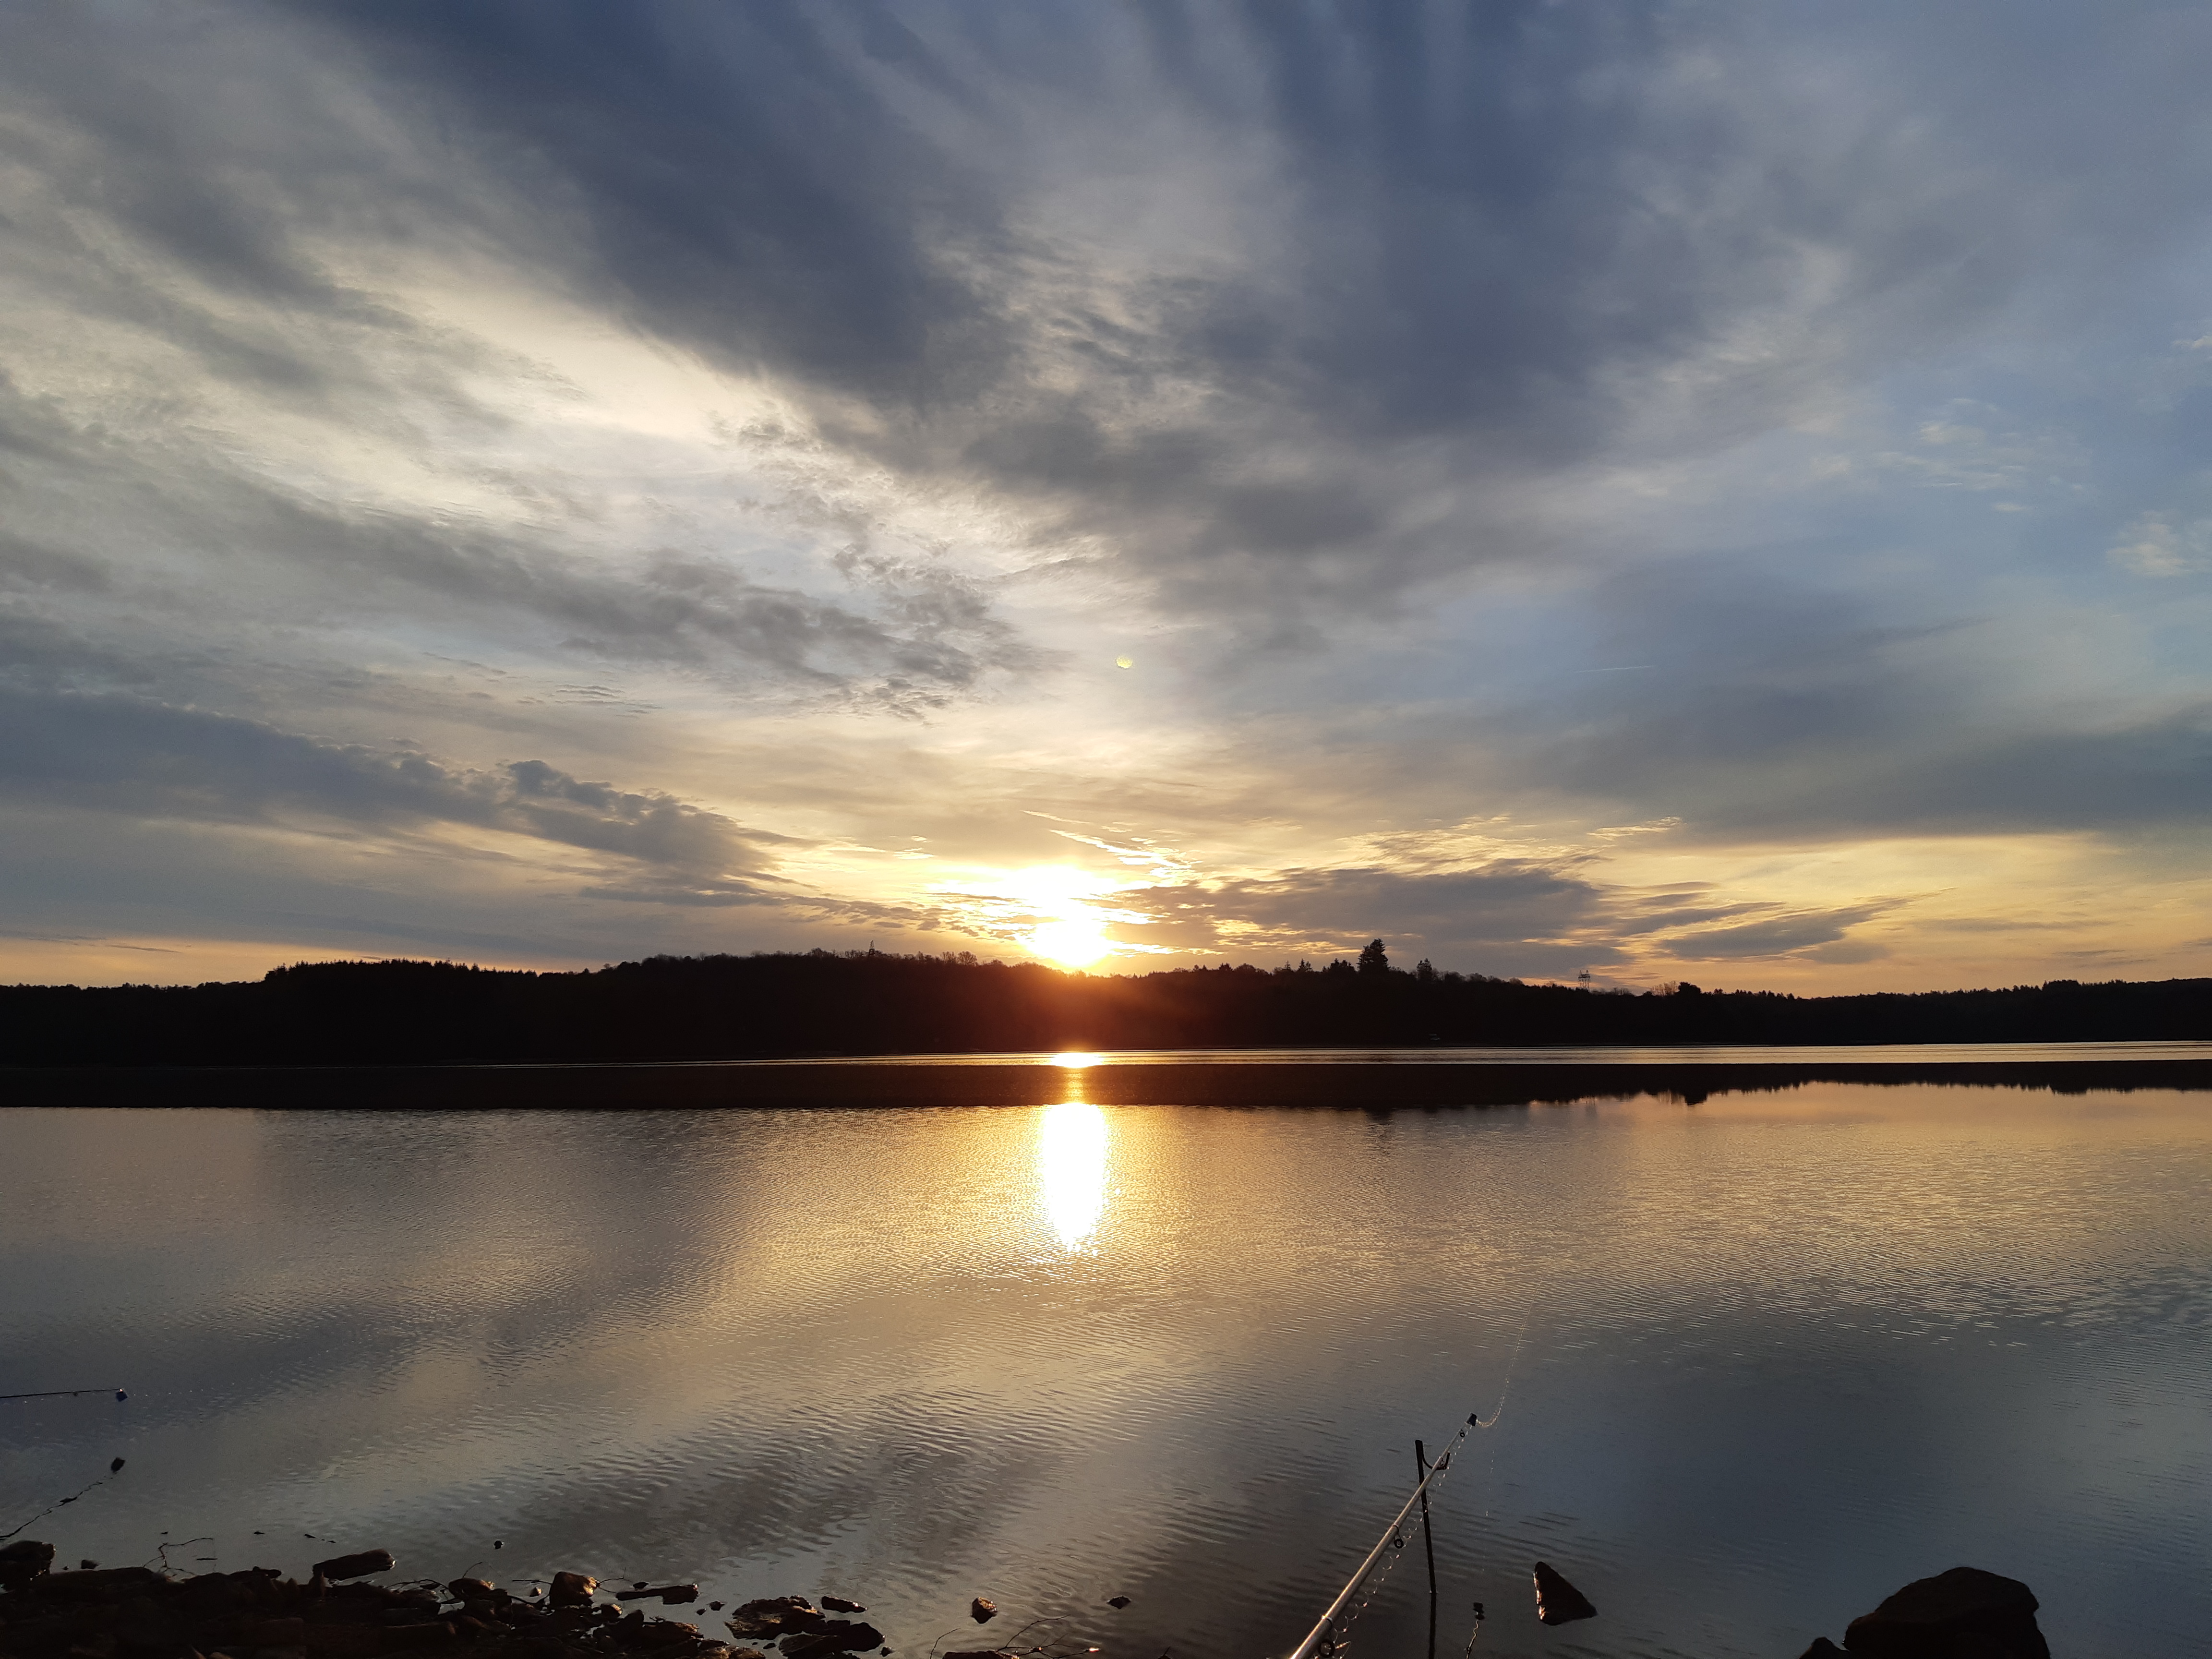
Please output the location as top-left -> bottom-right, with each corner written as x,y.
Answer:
1,1458 -> 128,1543
1471,1312 -> 1529,1432
1290,1415 -> 1478,1659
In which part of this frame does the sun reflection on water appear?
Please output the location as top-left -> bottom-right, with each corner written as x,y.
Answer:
1037,1099 -> 1109,1250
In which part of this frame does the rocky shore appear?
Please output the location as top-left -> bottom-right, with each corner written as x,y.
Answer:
0,1537 -> 2054,1659
0,1543 -> 890,1659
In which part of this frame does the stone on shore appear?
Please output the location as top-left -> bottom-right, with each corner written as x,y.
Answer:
1840,1567 -> 2047,1659
19,1566 -> 165,1602
723,1599 -> 823,1639
0,1546 -> 55,1592
1796,1641 -> 1846,1658
817,1601 -> 863,1616
0,1558 -> 738,1659
967,1601 -> 996,1626
777,1620 -> 884,1659
1532,1562 -> 1596,1626
548,1575 -> 598,1609
311,1553 -> 396,1584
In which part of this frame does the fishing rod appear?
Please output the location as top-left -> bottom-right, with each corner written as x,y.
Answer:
1282,1415 -> 1477,1659
0,1389 -> 128,1403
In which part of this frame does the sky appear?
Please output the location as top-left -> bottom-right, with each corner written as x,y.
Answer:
5,0 -> 2212,991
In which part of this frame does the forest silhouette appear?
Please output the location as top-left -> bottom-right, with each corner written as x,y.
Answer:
2,942 -> 2207,1066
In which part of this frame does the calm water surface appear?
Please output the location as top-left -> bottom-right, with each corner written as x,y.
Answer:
4,1086 -> 2208,1659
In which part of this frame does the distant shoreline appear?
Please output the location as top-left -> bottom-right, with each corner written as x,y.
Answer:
5,951 -> 2212,1074
7,1052 -> 2211,1107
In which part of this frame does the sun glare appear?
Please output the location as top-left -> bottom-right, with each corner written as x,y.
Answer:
1038,1101 -> 1109,1250
933,863 -> 1132,969
1030,913 -> 1112,969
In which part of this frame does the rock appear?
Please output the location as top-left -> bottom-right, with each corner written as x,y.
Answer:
777,1623 -> 883,1659
0,1540 -> 57,1588
1531,1563 -> 1596,1626
302,1628 -> 379,1655
548,1576 -> 598,1610
1106,1599 -> 1130,1611
1841,1567 -> 2046,1659
114,1596 -> 193,1654
378,1625 -> 455,1650
308,1556 -> 395,1586
237,1622 -> 308,1648
727,1651 -> 767,1659
445,1582 -> 497,1601
81,1562 -> 100,1571
967,1601 -> 996,1626
941,1652 -> 1021,1659
30,1569 -> 170,1604
614,1587 -> 699,1607
723,1601 -> 822,1640
617,1613 -> 699,1650
817,1601 -> 863,1617
1796,1642 -> 1848,1658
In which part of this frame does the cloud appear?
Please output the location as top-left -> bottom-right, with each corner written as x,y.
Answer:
2109,512 -> 2212,576
243,0 -> 2212,625
1656,903 -> 1894,961
1088,859 -> 1656,980
0,687 -> 786,891
4,1 -> 2212,985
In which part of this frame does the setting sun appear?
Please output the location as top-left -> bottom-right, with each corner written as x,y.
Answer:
1030,912 -> 1112,969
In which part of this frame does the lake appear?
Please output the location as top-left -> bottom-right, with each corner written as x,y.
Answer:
4,1079 -> 2208,1657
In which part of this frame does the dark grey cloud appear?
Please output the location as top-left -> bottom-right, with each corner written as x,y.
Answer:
0,364 -> 1035,710
1110,862 -> 1599,969
1539,586 -> 2212,837
1110,858 -> 1904,976
0,686 -> 785,893
255,0 -> 2212,619
1659,904 -> 1895,962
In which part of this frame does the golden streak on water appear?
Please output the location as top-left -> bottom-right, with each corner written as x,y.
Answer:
1049,1051 -> 1101,1067
1037,1100 -> 1109,1250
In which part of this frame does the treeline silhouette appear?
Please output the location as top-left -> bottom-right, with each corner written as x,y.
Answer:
2,941 -> 2208,1066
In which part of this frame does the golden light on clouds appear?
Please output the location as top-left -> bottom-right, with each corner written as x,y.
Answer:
928,864 -> 1133,969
